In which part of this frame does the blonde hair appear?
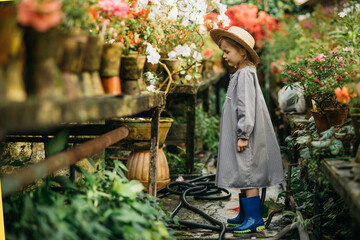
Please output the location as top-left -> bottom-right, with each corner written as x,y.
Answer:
219,37 -> 255,67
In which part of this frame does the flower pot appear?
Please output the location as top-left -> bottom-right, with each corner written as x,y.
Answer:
125,148 -> 170,191
80,72 -> 95,97
82,35 -> 104,71
0,6 -> 17,66
311,107 -> 348,133
111,117 -> 173,150
144,60 -> 158,73
101,76 -> 121,95
59,31 -> 88,73
90,71 -> 105,95
120,53 -> 146,95
100,42 -> 123,77
1,23 -> 26,102
62,72 -> 83,100
161,58 -> 181,84
23,27 -> 63,99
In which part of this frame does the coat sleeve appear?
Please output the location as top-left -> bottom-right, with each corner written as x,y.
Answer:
236,70 -> 256,140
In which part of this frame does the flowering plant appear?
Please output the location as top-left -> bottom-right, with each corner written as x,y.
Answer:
282,49 -> 354,112
17,0 -> 63,32
204,3 -> 279,48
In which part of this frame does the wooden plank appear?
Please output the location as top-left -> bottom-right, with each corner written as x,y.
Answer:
0,92 -> 165,133
321,160 -> 360,226
148,107 -> 160,196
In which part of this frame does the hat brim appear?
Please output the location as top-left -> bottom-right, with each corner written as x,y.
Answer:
210,29 -> 260,65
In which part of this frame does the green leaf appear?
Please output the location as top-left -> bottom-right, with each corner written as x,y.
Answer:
53,176 -> 77,190
319,127 -> 335,140
296,136 -> 310,145
311,139 -> 331,148
44,129 -> 70,157
329,139 -> 344,155
299,148 -> 312,159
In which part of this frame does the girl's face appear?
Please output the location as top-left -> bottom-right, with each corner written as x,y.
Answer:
220,40 -> 246,69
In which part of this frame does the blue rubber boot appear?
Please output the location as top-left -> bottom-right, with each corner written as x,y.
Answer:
233,196 -> 265,234
227,193 -> 246,226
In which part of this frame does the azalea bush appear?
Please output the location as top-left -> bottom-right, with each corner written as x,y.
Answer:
281,49 -> 353,112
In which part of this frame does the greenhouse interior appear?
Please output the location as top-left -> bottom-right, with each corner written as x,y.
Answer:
0,0 -> 360,239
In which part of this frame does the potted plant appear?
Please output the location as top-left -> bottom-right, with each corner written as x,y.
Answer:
282,49 -> 354,132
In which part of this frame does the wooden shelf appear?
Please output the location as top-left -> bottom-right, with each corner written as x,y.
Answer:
321,159 -> 360,225
0,91 -> 165,133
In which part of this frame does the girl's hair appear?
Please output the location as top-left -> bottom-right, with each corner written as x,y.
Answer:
219,36 -> 256,66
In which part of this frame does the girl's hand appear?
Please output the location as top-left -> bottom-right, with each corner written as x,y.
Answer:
237,139 -> 248,152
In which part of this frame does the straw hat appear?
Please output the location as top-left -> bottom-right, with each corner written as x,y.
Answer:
210,26 -> 260,65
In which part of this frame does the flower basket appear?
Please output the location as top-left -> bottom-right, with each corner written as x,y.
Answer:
161,58 -> 181,84
311,107 -> 349,133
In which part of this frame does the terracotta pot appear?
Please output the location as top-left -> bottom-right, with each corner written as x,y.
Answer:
125,148 -> 170,191
23,27 -> 63,99
311,107 -> 349,133
144,60 -> 158,73
161,58 -> 181,83
101,76 -> 121,95
1,23 -> 26,102
120,53 -> 146,94
111,117 -> 173,150
90,71 -> 105,95
62,72 -> 83,100
59,31 -> 88,73
0,6 -> 17,66
100,42 -> 123,77
82,35 -> 104,71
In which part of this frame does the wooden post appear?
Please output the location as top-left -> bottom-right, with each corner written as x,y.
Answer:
148,106 -> 160,196
202,87 -> 210,113
186,94 -> 196,174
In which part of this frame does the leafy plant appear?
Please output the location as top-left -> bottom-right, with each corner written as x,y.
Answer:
4,160 -> 175,240
195,106 -> 220,153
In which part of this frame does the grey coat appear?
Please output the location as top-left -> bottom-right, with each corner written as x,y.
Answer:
216,66 -> 284,189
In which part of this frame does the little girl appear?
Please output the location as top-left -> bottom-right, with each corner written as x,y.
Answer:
210,26 -> 284,234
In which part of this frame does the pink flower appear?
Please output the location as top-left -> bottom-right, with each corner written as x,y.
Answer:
322,7 -> 330,14
17,0 -> 63,32
303,21 -> 312,28
314,32 -> 320,38
315,78 -> 319,83
320,82 -> 324,87
312,53 -> 326,62
343,47 -> 350,52
99,0 -> 129,18
306,69 -> 312,75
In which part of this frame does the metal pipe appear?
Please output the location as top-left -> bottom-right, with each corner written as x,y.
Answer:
1,126 -> 129,197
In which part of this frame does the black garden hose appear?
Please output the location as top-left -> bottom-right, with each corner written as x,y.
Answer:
157,174 -> 279,240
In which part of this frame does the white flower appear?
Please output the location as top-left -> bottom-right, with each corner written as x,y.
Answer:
168,6 -> 178,21
190,43 -> 196,49
185,75 -> 192,81
136,0 -> 149,12
218,3 -> 227,15
217,14 -> 230,28
168,51 -> 177,60
338,12 -> 346,17
146,85 -> 156,91
343,47 -> 350,51
165,0 -> 175,6
147,52 -> 160,64
192,51 -> 203,61
146,72 -> 154,80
